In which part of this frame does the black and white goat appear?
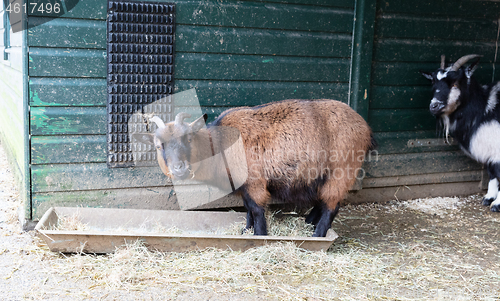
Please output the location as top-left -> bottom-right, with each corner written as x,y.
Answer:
421,54 -> 500,212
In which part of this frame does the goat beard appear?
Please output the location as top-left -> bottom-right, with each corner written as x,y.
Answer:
437,116 -> 452,144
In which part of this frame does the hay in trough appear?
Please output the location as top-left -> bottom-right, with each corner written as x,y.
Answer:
51,209 -> 315,237
51,213 -> 89,231
222,210 -> 315,237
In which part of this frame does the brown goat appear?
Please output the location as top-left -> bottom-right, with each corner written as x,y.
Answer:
135,99 -> 374,237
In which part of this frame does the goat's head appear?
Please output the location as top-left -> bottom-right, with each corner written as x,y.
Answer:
133,113 -> 207,180
420,54 -> 482,117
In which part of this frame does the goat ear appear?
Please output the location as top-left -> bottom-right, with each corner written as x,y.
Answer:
190,114 -> 207,133
131,133 -> 155,145
420,71 -> 434,81
465,57 -> 481,79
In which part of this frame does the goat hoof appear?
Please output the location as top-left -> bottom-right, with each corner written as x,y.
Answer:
490,204 -> 500,212
483,197 -> 495,206
241,227 -> 252,235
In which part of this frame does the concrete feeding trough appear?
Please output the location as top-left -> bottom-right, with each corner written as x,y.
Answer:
35,207 -> 338,253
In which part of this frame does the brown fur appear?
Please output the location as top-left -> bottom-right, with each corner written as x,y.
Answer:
186,99 -> 373,211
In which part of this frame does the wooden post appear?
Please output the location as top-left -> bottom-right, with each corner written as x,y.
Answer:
22,6 -> 32,226
349,0 -> 377,192
349,0 -> 377,121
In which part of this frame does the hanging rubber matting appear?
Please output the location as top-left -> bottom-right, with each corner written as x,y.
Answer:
106,0 -> 175,168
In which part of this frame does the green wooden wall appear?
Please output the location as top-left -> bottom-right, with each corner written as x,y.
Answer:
22,0 -> 499,220
362,0 -> 500,190
0,5 -> 29,222
28,0 -> 356,219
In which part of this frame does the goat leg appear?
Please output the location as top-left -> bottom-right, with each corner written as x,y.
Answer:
486,163 -> 500,212
242,194 -> 267,235
312,203 -> 340,237
305,204 -> 322,228
483,163 -> 500,206
243,210 -> 254,234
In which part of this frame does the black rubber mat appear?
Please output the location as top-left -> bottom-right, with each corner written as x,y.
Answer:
106,0 -> 175,168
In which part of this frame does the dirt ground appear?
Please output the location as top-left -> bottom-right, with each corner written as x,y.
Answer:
0,145 -> 176,300
1,141 -> 500,300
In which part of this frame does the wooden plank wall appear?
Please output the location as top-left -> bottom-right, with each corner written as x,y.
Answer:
0,5 -> 29,219
28,0 -> 356,219
359,0 -> 500,192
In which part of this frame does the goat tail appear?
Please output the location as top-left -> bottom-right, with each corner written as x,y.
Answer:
369,134 -> 378,151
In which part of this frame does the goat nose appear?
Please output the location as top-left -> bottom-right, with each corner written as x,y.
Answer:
173,161 -> 185,171
430,102 -> 439,110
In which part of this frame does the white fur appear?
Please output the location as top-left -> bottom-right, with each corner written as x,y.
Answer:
446,86 -> 461,113
442,115 -> 451,143
485,178 -> 499,200
437,71 -> 448,81
491,195 -> 500,208
469,120 -> 500,163
438,87 -> 461,144
486,82 -> 500,113
431,98 -> 440,104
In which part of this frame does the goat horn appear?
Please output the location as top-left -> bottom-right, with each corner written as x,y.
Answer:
450,54 -> 482,72
174,112 -> 192,125
440,55 -> 445,69
149,116 -> 166,129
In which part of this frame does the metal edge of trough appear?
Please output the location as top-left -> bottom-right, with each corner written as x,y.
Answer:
35,207 -> 338,253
